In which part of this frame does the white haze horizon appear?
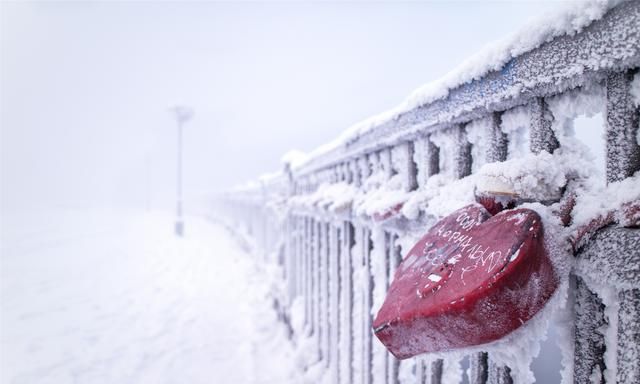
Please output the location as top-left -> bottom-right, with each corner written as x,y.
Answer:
1,1 -> 562,214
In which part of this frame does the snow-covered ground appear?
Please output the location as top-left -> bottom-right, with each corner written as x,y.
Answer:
1,210 -> 296,384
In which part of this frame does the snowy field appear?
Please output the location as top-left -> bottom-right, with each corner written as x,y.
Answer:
1,210 -> 296,384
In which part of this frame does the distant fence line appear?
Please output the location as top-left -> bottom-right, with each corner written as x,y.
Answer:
220,2 -> 640,383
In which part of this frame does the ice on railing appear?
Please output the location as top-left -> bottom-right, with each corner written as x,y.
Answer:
478,151 -> 582,202
289,181 -> 358,213
282,142 -> 623,384
286,0 -> 622,171
355,174 -> 407,218
402,0 -> 619,109
571,173 -> 640,229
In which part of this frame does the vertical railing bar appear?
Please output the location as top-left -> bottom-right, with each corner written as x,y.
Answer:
348,223 -> 356,384
573,275 -> 607,383
291,215 -> 297,303
486,112 -> 508,163
306,217 -> 312,332
406,140 -> 419,192
427,135 -> 440,177
327,222 -> 334,370
357,226 -> 366,384
469,351 -> 489,384
334,224 -> 342,384
381,148 -> 393,180
382,231 -> 390,384
616,288 -> 640,382
297,216 -> 301,299
418,358 -> 428,384
299,216 -> 305,303
489,362 -> 514,384
307,218 -> 313,336
329,222 -> 336,379
323,221 -> 331,367
431,359 -> 444,384
308,217 -> 314,334
605,69 -> 640,183
529,97 -> 559,154
303,217 -> 309,330
316,220 -> 323,361
363,228 -> 374,384
388,233 -> 401,384
454,124 -> 473,179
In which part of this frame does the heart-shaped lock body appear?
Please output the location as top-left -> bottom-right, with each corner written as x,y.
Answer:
373,204 -> 558,359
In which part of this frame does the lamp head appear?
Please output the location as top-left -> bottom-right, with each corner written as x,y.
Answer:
168,105 -> 194,124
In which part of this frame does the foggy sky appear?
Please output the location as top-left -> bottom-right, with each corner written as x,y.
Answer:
1,1 -> 562,213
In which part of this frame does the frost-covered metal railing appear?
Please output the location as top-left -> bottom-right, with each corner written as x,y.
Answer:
220,2 -> 639,383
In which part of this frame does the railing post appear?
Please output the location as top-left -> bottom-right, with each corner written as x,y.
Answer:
298,216 -> 304,302
469,352 -> 489,384
427,135 -> 440,178
529,97 -> 559,154
351,159 -> 361,188
309,217 -> 314,332
310,218 -> 316,337
381,148 -> 393,180
329,223 -> 342,383
302,217 -> 308,330
363,228 -> 374,384
315,220 -> 323,361
573,276 -> 606,383
605,69 -> 640,183
342,222 -> 355,384
377,231 -> 390,384
606,69 -> 640,384
486,112 -> 508,163
322,221 -> 331,367
616,288 -> 640,382
416,357 -> 428,384
402,141 -> 419,192
387,234 -> 402,384
353,226 -> 365,384
289,215 -> 298,303
454,125 -> 472,179
369,152 -> 380,183
413,137 -> 428,189
431,359 -> 444,384
489,361 -> 513,384
360,155 -> 371,186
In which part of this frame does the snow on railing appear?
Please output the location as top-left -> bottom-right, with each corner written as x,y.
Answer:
220,2 -> 639,383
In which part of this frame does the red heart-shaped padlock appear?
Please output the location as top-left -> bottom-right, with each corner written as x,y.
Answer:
372,203 -> 404,222
373,204 -> 558,359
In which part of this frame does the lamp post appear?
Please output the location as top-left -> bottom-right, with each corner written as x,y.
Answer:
168,105 -> 194,237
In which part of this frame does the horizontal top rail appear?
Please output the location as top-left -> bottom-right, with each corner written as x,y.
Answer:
290,0 -> 640,179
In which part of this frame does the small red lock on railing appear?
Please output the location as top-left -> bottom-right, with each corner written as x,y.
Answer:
372,204 -> 558,359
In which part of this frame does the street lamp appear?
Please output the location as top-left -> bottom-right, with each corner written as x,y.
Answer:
168,105 -> 194,237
